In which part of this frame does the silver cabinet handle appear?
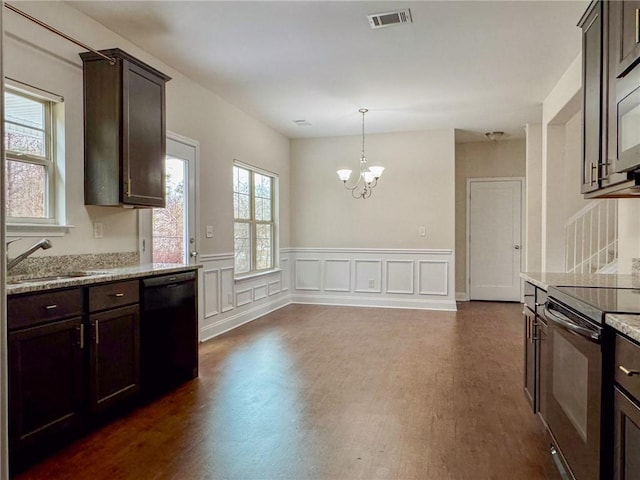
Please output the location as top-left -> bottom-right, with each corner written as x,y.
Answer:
79,324 -> 84,350
95,321 -> 100,345
619,365 -> 640,376
45,304 -> 58,310
112,293 -> 125,298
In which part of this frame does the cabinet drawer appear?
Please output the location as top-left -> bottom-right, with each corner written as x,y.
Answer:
8,289 -> 83,331
89,280 -> 139,312
615,334 -> 640,400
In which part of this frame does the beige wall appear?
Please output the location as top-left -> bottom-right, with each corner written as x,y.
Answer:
4,2 -> 290,259
525,123 -> 543,272
290,129 -> 456,249
540,52 -> 590,272
454,139 -> 526,296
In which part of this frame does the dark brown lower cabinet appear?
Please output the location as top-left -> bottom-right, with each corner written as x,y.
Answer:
8,317 -> 85,460
89,304 -> 140,413
614,387 -> 640,480
524,306 -> 538,411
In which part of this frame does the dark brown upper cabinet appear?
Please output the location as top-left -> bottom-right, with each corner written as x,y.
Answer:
615,1 -> 640,78
579,1 -> 604,195
80,48 -> 171,208
579,1 -> 638,198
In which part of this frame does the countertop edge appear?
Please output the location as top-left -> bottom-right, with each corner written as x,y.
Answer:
606,313 -> 640,344
519,273 -> 549,290
7,263 -> 201,295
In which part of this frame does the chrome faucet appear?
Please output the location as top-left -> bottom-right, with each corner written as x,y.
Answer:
7,238 -> 52,271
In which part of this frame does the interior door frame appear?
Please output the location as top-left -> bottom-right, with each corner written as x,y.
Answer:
138,131 -> 200,265
0,5 -> 9,478
466,177 -> 525,301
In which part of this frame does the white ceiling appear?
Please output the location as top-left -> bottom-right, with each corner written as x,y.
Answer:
67,0 -> 588,141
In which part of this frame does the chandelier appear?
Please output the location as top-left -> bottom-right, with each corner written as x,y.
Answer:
336,108 -> 384,199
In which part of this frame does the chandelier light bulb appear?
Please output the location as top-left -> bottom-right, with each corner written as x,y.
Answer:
337,169 -> 352,182
363,171 -> 375,184
368,166 -> 385,178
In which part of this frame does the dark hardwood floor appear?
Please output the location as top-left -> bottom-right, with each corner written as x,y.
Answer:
15,302 -> 547,479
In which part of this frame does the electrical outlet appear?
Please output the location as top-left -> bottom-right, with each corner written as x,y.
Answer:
93,222 -> 104,239
419,226 -> 426,237
206,225 -> 214,238
368,279 -> 375,288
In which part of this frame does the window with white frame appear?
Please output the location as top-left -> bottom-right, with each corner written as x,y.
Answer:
233,162 -> 277,275
4,87 -> 58,223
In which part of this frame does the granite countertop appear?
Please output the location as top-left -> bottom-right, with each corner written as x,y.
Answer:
7,263 -> 201,295
520,272 -> 640,291
606,314 -> 640,343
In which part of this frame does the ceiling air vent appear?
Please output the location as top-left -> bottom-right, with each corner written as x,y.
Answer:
367,9 -> 412,29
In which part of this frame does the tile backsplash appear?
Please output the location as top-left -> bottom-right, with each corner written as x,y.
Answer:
7,251 -> 140,277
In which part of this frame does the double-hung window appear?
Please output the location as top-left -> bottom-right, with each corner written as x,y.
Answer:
4,87 -> 58,223
233,162 -> 277,275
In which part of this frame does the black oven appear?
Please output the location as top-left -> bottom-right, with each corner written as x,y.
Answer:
543,298 -> 603,480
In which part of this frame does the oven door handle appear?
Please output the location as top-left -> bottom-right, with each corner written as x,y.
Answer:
543,305 -> 601,343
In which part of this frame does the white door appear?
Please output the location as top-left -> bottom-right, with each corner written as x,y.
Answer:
468,179 -> 522,301
139,133 -> 198,265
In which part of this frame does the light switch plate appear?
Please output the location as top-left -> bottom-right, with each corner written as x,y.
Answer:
419,226 -> 426,237
206,225 -> 214,238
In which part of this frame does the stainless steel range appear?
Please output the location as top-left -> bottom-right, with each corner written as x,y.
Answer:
544,286 -> 640,480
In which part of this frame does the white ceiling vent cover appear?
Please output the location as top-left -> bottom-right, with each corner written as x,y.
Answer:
367,9 -> 412,29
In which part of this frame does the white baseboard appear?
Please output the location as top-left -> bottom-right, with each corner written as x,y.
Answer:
456,292 -> 469,302
290,293 -> 457,311
200,296 -> 291,342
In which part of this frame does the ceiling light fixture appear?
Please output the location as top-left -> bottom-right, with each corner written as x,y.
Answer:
336,108 -> 384,199
485,131 -> 504,141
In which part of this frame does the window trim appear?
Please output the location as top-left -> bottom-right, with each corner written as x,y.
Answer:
4,84 -> 60,226
233,160 -> 278,277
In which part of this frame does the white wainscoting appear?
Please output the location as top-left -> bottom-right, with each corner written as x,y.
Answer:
198,252 -> 291,342
289,248 -> 456,311
198,248 -> 456,342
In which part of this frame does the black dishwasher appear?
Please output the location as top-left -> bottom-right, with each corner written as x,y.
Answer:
141,271 -> 198,398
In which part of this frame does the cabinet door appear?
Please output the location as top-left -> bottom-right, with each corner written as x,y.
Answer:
581,1 -> 604,194
604,1 -> 632,187
122,60 -> 166,207
614,387 -> 640,480
616,1 -> 640,77
524,307 -> 537,411
8,318 -> 84,452
538,318 -> 549,422
90,305 -> 140,413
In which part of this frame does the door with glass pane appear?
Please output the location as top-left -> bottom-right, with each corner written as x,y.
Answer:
149,135 -> 197,264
